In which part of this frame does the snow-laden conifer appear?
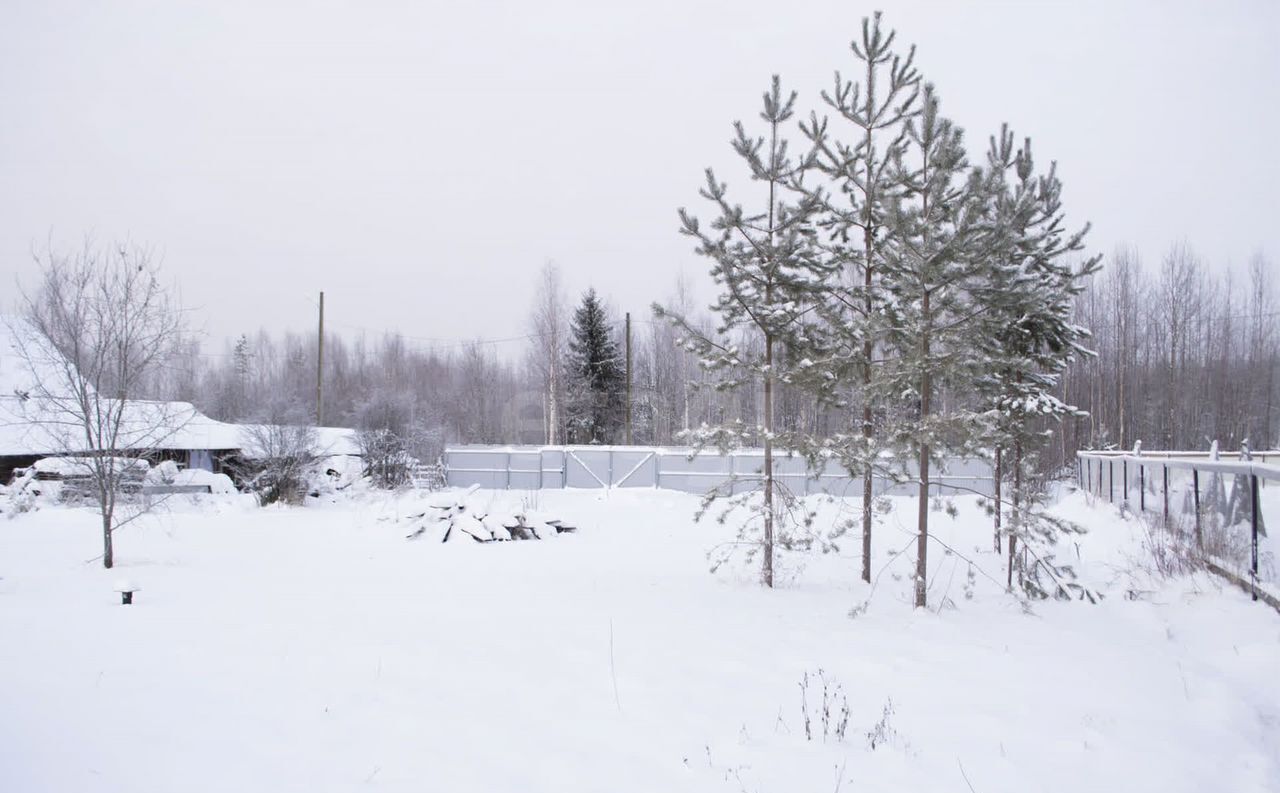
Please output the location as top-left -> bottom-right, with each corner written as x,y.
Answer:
975,127 -> 1101,599
876,85 -> 992,608
798,12 -> 921,584
566,288 -> 624,444
655,77 -> 837,588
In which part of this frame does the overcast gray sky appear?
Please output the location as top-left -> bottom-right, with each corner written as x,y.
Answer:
2,0 -> 1276,352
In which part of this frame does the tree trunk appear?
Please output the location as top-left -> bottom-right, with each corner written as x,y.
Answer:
1007,432 -> 1023,590
859,56 -> 877,586
993,446 -> 1002,552
548,362 -> 560,445
762,333 -> 775,588
101,510 -> 114,569
914,292 -> 931,609
861,295 -> 874,583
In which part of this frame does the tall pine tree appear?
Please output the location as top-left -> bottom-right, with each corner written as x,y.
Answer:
657,76 -> 835,588
800,12 -> 921,585
977,126 -> 1100,599
878,85 -> 992,609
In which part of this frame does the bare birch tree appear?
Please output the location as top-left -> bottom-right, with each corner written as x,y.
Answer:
529,261 -> 568,444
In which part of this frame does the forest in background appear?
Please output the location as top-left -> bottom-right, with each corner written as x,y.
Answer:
152,243 -> 1277,472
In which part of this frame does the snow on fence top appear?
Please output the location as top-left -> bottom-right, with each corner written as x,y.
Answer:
1076,448 -> 1279,606
443,445 -> 994,497
1077,449 -> 1280,480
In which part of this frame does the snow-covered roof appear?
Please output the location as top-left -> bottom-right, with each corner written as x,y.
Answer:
0,317 -> 360,458
0,395 -> 247,456
0,396 -> 361,458
233,424 -> 361,459
313,426 -> 360,457
0,317 -> 67,399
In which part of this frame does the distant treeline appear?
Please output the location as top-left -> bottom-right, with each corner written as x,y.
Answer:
151,245 -> 1276,469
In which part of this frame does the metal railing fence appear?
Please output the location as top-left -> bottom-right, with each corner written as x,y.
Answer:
1076,449 -> 1279,606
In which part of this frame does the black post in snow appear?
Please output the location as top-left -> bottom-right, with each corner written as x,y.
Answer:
1192,469 -> 1202,549
1162,465 -> 1169,528
1251,474 -> 1260,602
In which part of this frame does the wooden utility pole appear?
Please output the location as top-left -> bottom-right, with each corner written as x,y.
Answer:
625,311 -> 633,445
316,291 -> 325,425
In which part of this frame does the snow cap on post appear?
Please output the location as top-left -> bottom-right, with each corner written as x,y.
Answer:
113,579 -> 141,605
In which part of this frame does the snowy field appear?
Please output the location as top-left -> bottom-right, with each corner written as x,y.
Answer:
1,487 -> 1277,792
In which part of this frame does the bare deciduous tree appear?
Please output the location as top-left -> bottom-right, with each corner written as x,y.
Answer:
11,241 -> 187,568
1060,246 -> 1277,462
529,261 -> 568,444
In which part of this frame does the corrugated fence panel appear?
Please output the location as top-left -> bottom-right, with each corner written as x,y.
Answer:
445,445 -> 995,497
507,450 -> 543,490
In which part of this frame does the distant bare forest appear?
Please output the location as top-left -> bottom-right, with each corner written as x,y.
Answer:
154,245 -> 1276,470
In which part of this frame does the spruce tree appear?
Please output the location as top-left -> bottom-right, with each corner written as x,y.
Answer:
567,288 -> 623,444
656,76 -> 836,588
232,333 -> 251,420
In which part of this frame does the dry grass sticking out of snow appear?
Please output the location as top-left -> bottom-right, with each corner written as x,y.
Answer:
0,486 -> 1277,792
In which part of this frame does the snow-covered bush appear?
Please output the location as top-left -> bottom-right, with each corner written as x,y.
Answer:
352,388 -> 413,489
234,422 -> 318,505
1,466 -> 44,517
356,428 -> 415,489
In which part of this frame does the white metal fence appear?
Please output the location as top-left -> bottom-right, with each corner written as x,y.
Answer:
443,445 -> 994,497
1076,449 -> 1279,606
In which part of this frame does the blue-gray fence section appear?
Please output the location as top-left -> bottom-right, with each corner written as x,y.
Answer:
443,445 -> 993,497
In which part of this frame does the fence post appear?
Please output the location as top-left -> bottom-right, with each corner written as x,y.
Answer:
1139,465 -> 1145,512
1078,457 -> 1083,489
1109,460 -> 1114,502
562,449 -> 568,489
1123,459 -> 1128,502
1251,474 -> 1259,602
1098,458 -> 1104,493
1162,465 -> 1169,528
506,451 -> 512,490
1086,458 -> 1092,493
608,449 -> 614,489
1192,468 -> 1202,549
654,450 -> 662,490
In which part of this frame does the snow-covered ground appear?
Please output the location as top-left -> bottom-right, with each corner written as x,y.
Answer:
1,486 -> 1277,792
